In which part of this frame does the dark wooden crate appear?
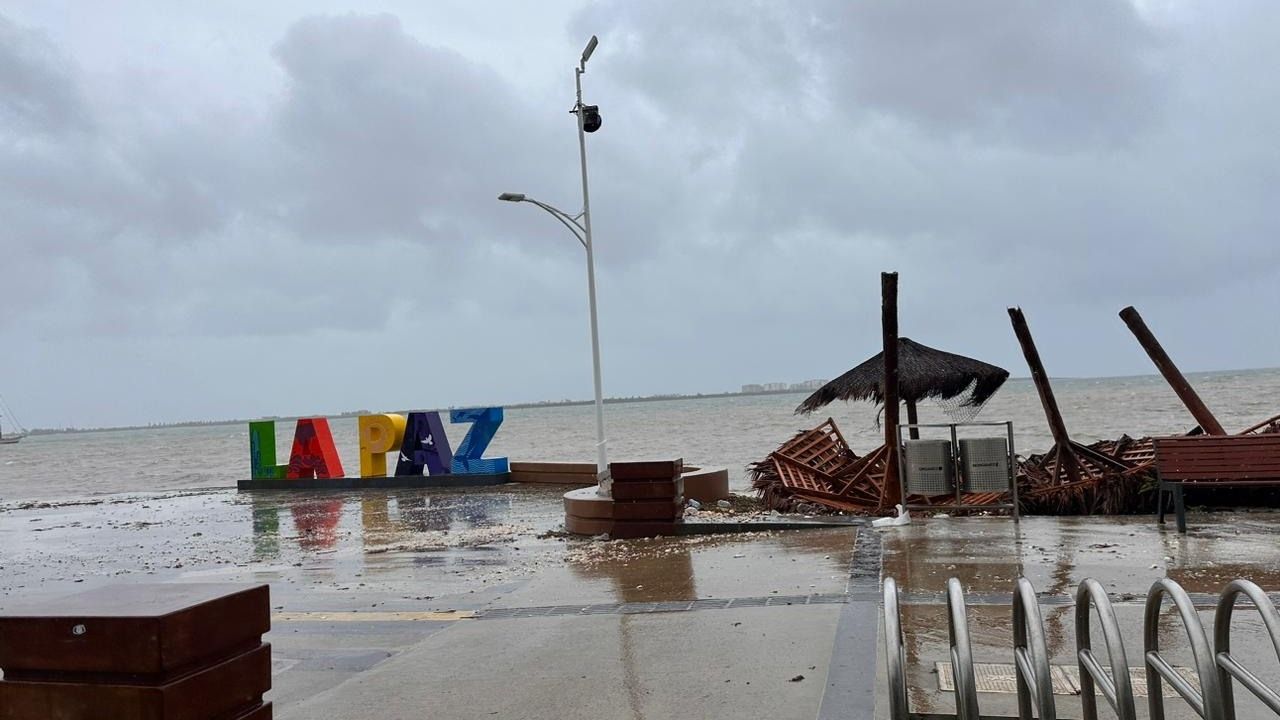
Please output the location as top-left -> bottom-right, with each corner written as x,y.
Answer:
611,479 -> 683,501
0,584 -> 269,679
610,459 -> 683,482
611,499 -> 684,521
228,702 -> 272,720
609,521 -> 677,539
0,642 -> 271,720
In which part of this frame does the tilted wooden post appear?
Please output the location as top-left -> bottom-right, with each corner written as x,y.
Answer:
906,400 -> 920,440
882,272 -> 902,508
1119,306 -> 1226,436
1008,307 -> 1076,478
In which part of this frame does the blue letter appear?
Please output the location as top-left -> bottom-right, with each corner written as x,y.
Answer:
450,407 -> 508,475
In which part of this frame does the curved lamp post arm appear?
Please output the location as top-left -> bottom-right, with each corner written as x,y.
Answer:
526,199 -> 588,250
498,194 -> 588,250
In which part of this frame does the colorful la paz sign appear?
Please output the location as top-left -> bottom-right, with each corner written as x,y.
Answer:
248,408 -> 508,481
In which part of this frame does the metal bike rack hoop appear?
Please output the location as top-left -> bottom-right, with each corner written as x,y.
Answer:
1013,577 -> 1057,720
1214,579 -> 1280,719
1144,578 -> 1225,720
1076,578 -> 1138,720
947,578 -> 982,720
884,577 -> 910,720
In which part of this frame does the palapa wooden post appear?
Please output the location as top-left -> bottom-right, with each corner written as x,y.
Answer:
905,400 -> 920,440
1008,307 -> 1077,480
882,272 -> 902,509
1119,306 -> 1227,436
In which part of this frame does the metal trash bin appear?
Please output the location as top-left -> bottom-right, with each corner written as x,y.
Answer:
958,437 -> 1010,493
903,439 -> 954,496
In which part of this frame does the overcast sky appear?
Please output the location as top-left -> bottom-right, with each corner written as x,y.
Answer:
3,1 -> 1278,428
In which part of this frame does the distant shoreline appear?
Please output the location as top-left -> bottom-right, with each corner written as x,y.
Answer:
23,366 -> 1277,435
26,389 -> 812,435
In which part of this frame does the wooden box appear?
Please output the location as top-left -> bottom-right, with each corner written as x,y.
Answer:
0,584 -> 270,680
611,499 -> 684,521
609,521 -> 677,539
0,643 -> 271,720
611,479 -> 683,501
610,459 -> 682,482
232,703 -> 273,720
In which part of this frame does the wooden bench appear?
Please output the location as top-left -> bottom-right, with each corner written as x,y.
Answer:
1153,434 -> 1280,533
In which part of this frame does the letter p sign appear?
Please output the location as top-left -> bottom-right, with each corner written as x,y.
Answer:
358,414 -> 407,478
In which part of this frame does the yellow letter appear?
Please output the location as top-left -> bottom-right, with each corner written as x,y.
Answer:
358,414 -> 406,477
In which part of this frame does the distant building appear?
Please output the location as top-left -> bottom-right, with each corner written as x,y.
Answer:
744,379 -> 828,393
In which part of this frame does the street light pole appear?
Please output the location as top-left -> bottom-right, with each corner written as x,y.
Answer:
573,37 -> 610,490
499,35 -> 611,491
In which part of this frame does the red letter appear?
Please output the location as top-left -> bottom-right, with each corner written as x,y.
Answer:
286,418 -> 346,479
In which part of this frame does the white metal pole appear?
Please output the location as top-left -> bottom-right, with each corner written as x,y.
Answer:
576,63 -> 610,490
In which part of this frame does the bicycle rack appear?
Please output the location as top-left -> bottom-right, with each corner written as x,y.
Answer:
1144,578 -> 1223,720
1076,578 -> 1136,720
881,576 -> 1280,720
884,577 -> 910,720
1014,577 -> 1057,720
948,577 -> 982,720
1215,580 -> 1280,719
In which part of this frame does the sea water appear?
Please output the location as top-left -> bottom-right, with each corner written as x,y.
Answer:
2,368 -> 1278,504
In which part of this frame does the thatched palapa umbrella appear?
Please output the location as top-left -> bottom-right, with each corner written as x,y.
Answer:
796,337 -> 1009,438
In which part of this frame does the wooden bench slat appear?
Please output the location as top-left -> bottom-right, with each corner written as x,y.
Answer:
1160,459 -> 1280,468
1160,458 -> 1280,466
1157,434 -> 1280,443
1157,440 -> 1280,450
1159,441 -> 1280,450
1159,459 -> 1280,469
1170,480 -> 1280,486
1159,455 -> 1280,464
1161,471 -> 1280,479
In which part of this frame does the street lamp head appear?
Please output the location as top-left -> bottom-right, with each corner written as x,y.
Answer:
498,193 -> 526,202
581,35 -> 598,64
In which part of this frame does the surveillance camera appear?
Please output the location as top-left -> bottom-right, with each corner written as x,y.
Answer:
582,105 -> 602,133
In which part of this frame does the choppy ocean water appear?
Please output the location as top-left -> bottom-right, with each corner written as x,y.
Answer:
2,368 -> 1278,504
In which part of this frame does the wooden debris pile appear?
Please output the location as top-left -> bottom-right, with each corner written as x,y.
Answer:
1241,413 -> 1280,436
751,281 -> 1279,517
749,419 -> 1157,516
748,419 -> 884,514
1016,436 -> 1156,515
749,417 -> 1007,515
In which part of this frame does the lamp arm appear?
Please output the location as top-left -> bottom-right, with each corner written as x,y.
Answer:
525,199 -> 588,250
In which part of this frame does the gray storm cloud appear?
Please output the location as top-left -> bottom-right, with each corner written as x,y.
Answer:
1,2 -> 1277,427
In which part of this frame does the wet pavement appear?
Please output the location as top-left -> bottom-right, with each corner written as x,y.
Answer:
877,513 -> 1280,719
2,489 -> 1278,719
0,486 -> 854,612
0,486 -> 861,718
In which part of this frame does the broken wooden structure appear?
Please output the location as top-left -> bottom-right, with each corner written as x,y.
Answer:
1122,305 -> 1280,437
753,287 -> 1280,516
749,419 -> 883,513
1120,306 -> 1227,435
1008,307 -> 1157,514
754,273 -> 1011,515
